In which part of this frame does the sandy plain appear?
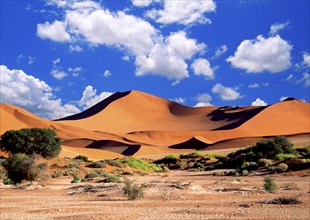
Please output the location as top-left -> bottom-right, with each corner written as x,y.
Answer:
1,170 -> 309,220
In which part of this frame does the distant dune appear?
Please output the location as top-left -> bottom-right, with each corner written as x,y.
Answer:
1,91 -> 309,159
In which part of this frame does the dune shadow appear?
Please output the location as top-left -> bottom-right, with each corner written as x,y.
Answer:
55,91 -> 131,121
85,140 -> 141,156
169,137 -> 209,150
208,106 -> 266,130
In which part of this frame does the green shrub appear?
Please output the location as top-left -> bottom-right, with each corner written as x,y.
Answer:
275,154 -> 297,160
0,128 -> 61,159
71,176 -> 80,183
3,153 -> 41,183
205,153 -> 223,159
3,178 -> 14,185
122,178 -> 145,200
117,158 -> 162,172
104,160 -> 123,167
241,169 -> 249,176
187,151 -> 205,158
88,161 -> 106,168
73,155 -> 89,162
93,169 -> 108,177
258,158 -> 273,167
85,172 -> 99,179
263,177 -> 277,193
275,163 -> 288,172
103,175 -> 122,183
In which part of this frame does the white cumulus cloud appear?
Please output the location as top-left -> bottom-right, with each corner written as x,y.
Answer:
146,0 -> 216,25
135,31 -> 205,80
194,93 -> 213,107
131,0 -> 154,7
103,70 -> 112,78
227,35 -> 292,73
248,83 -> 260,88
37,20 -> 71,42
251,98 -> 268,106
212,83 -> 241,101
191,58 -> 214,79
213,45 -> 228,59
302,52 -> 310,68
78,85 -> 113,110
171,97 -> 186,104
269,21 -> 289,36
0,65 -> 80,119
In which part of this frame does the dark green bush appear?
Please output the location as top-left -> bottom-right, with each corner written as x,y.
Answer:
3,178 -> 14,185
71,176 -> 80,183
3,153 -> 41,183
0,128 -> 61,159
73,155 -> 90,162
88,161 -> 106,168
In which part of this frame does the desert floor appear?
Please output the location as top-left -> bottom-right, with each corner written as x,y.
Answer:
1,170 -> 309,220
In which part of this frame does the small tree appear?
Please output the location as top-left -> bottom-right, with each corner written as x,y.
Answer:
0,128 -> 61,159
3,153 -> 40,183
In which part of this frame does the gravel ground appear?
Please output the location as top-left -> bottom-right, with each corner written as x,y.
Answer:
1,171 -> 309,220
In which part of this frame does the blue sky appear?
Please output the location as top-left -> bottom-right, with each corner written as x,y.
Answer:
1,0 -> 309,119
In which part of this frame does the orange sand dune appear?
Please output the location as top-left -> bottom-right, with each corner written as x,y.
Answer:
1,92 -> 309,158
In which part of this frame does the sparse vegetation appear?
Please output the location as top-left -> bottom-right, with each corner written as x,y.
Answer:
85,171 -> 99,179
274,153 -> 297,160
88,161 -> 106,168
122,178 -> 145,200
263,177 -> 277,193
102,175 -> 122,183
3,153 -> 42,183
3,178 -> 14,185
264,197 -> 301,205
73,155 -> 90,162
71,176 -> 80,183
275,163 -> 288,172
0,128 -> 61,159
117,158 -> 162,172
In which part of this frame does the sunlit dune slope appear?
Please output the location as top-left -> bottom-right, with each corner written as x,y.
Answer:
56,90 -> 264,133
1,92 -> 309,158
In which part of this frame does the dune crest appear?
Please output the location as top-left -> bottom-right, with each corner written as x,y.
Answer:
1,91 -> 309,158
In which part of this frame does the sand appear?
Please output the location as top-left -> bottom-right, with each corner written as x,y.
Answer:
1,91 -> 309,158
1,171 -> 309,220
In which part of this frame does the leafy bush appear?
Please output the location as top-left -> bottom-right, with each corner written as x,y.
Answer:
85,172 -> 99,179
187,151 -> 205,158
3,153 -> 41,183
73,155 -> 90,162
263,177 -> 277,193
258,158 -> 273,167
104,159 -> 123,167
154,154 -> 179,164
122,178 -> 145,200
93,169 -> 108,177
205,153 -> 223,159
88,161 -> 106,168
241,169 -> 249,176
103,175 -> 122,183
71,176 -> 80,183
275,154 -> 297,160
0,128 -> 61,159
218,136 -> 296,169
3,178 -> 14,185
117,158 -> 162,172
275,163 -> 288,172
